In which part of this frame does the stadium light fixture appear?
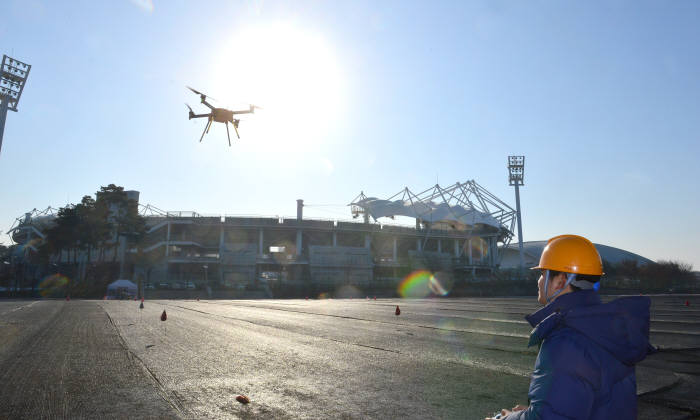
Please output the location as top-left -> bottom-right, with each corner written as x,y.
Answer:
508,156 -> 525,274
0,54 -> 31,157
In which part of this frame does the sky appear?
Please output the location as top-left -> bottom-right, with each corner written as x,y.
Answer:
1,0 -> 698,268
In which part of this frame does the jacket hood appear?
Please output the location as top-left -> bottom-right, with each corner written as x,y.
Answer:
526,291 -> 653,365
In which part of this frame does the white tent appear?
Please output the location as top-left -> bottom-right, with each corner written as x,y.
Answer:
106,279 -> 137,299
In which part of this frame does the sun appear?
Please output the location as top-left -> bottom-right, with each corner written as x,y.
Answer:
211,23 -> 345,152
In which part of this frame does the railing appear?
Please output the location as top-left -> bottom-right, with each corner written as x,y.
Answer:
166,255 -> 220,263
138,213 -> 508,242
255,254 -> 308,264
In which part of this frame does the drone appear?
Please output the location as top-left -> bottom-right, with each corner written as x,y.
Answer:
186,86 -> 260,146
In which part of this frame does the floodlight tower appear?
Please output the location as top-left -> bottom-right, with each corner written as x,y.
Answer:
508,156 -> 525,273
0,54 -> 31,157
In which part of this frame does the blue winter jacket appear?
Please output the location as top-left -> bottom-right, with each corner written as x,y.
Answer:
507,290 -> 653,419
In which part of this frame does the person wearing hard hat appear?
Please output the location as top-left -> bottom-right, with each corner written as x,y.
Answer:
486,235 -> 654,420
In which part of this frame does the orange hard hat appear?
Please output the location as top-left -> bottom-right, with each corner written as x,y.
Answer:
531,234 -> 604,276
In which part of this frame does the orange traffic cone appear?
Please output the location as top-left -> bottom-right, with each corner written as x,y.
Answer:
395,306 -> 401,316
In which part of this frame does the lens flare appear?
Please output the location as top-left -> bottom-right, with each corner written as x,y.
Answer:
429,272 -> 452,296
436,318 -> 470,361
16,238 -> 41,254
129,0 -> 154,13
468,236 -> 489,260
398,270 -> 432,298
39,274 -> 69,297
335,284 -> 362,299
398,270 -> 452,298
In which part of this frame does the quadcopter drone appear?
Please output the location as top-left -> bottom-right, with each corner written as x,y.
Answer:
186,86 -> 260,146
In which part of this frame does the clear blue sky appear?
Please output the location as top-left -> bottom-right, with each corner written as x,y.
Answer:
1,1 -> 698,268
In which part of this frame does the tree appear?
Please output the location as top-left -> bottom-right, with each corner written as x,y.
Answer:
617,259 -> 639,279
637,260 -> 695,292
74,195 -> 110,264
0,244 -> 21,293
44,205 -> 81,264
0,244 -> 11,289
39,205 -> 82,296
16,184 -> 152,297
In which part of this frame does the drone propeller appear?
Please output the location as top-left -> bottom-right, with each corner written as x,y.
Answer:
187,86 -> 204,96
187,86 -> 217,102
185,103 -> 194,119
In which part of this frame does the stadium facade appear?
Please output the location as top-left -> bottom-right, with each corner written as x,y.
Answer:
7,181 -> 518,291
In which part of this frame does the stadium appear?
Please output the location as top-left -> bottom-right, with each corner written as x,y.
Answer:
7,180 -> 522,294
6,179 -> 656,296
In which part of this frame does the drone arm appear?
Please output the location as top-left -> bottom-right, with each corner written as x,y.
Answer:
231,104 -> 259,115
189,113 -> 210,120
200,99 -> 215,110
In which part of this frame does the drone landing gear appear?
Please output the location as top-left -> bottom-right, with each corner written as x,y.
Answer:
233,119 -> 241,139
199,117 -> 213,143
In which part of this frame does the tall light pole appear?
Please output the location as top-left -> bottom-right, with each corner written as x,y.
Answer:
0,54 -> 31,157
508,156 -> 525,275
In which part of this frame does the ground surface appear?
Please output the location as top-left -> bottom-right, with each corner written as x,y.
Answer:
0,296 -> 698,419
0,300 -> 178,419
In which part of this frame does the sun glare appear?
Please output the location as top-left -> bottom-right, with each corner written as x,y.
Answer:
211,23 -> 345,152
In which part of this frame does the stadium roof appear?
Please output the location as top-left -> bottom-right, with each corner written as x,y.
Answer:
501,240 -> 654,268
351,197 -> 501,229
350,180 -> 516,238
